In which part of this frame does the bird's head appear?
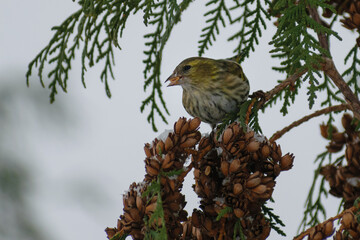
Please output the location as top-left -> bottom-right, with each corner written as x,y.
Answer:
165,57 -> 218,89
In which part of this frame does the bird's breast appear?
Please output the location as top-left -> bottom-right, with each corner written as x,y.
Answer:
182,89 -> 238,124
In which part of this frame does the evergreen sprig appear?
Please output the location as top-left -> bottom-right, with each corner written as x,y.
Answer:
228,0 -> 270,60
140,0 -> 192,131
198,0 -> 233,56
142,176 -> 168,240
215,206 -> 233,221
247,101 -> 262,132
343,44 -> 360,98
26,9 -> 83,102
233,219 -> 246,240
262,203 -> 286,236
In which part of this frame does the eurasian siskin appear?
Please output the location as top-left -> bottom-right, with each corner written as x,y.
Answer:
166,57 -> 250,128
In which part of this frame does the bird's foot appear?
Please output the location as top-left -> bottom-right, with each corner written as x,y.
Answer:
249,90 -> 266,100
249,90 -> 266,107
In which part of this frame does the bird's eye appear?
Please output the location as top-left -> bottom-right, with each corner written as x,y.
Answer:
182,65 -> 191,71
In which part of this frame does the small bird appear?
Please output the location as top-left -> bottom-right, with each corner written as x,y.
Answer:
166,57 -> 250,129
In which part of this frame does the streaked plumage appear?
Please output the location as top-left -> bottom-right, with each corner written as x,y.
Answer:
166,57 -> 250,127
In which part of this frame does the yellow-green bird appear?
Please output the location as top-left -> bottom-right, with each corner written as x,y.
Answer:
166,57 -> 250,128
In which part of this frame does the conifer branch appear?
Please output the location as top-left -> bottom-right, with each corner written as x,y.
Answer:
322,57 -> 360,120
307,6 -> 360,119
270,103 -> 349,142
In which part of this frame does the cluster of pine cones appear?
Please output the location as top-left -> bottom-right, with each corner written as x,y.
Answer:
105,117 -> 294,239
320,114 -> 360,209
297,113 -> 360,240
318,114 -> 360,239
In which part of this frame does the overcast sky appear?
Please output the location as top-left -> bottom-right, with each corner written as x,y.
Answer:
0,1 -> 356,239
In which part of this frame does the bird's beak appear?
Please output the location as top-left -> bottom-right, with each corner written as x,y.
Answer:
165,74 -> 181,87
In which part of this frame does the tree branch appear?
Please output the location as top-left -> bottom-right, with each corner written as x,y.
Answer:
322,57 -> 360,120
253,69 -> 308,110
308,6 -> 360,120
265,69 -> 308,103
270,104 -> 350,142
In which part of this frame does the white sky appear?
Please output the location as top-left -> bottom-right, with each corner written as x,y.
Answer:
0,1 -> 356,239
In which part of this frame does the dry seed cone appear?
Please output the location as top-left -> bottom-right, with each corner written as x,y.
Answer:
339,0 -> 360,46
341,1 -> 360,30
322,0 -> 353,18
334,210 -> 360,239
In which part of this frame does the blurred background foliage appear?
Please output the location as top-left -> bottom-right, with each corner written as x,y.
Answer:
0,73 -> 67,240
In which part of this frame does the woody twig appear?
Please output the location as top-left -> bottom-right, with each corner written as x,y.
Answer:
270,104 -> 350,142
